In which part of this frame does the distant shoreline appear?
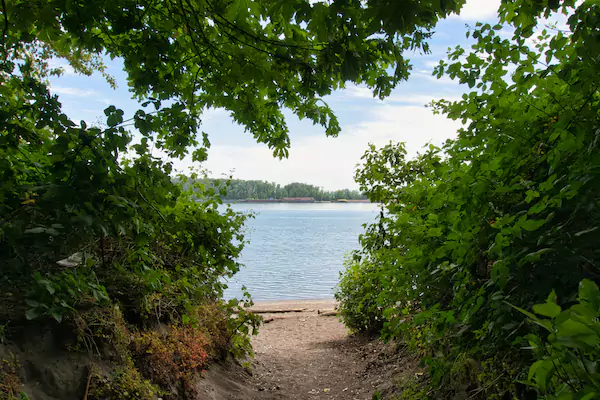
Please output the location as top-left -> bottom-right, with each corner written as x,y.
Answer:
224,199 -> 373,204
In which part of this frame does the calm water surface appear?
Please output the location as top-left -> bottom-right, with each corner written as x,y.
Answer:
222,203 -> 378,301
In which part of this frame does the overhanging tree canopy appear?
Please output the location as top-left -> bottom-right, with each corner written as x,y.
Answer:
4,0 -> 465,158
0,0 -> 468,335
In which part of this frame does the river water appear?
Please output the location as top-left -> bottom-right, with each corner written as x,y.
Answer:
221,203 -> 379,301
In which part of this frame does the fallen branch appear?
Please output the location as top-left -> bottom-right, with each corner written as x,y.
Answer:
83,366 -> 93,400
250,308 -> 306,314
318,310 -> 338,317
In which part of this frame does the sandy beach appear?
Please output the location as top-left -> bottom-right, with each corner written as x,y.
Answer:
198,298 -> 415,399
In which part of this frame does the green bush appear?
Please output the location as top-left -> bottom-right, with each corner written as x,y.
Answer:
0,26 -> 257,392
337,2 -> 600,398
88,363 -> 159,400
336,258 -> 388,334
516,279 -> 600,399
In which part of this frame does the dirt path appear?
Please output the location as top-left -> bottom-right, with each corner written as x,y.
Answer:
251,300 -> 381,399
197,300 -> 415,400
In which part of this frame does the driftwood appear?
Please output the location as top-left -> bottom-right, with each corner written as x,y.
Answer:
263,316 -> 290,324
250,308 -> 306,314
317,310 -> 338,317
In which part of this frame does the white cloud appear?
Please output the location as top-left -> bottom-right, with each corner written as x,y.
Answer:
389,94 -> 462,105
48,59 -> 77,75
423,60 -> 442,69
344,86 -> 376,99
412,71 -> 458,86
50,86 -> 115,106
451,0 -> 500,21
51,86 -> 100,97
201,107 -> 229,122
342,85 -> 461,106
192,105 -> 461,190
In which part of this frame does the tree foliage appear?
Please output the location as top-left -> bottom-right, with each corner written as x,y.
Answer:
337,1 -> 600,398
0,0 -> 469,394
513,279 -> 600,399
0,0 -> 464,319
7,0 -> 599,397
198,179 -> 367,201
3,0 -> 464,158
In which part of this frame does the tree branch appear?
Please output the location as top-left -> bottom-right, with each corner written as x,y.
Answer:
1,0 -> 7,38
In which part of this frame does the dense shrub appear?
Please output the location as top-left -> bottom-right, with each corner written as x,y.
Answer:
338,1 -> 600,398
131,326 -> 209,386
517,279 -> 600,399
336,259 -> 387,334
71,305 -> 130,360
88,363 -> 159,400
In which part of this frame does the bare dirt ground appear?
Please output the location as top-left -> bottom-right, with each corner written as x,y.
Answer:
197,300 -> 418,400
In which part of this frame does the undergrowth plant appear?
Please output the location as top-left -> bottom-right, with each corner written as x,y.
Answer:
0,355 -> 26,400
131,326 -> 210,394
515,279 -> 600,399
88,362 -> 159,400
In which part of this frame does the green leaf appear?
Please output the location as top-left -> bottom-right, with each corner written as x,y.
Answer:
506,302 -> 552,331
25,308 -> 40,320
574,227 -> 598,237
522,248 -> 553,263
46,228 -> 60,236
533,302 -> 561,318
227,0 -> 251,21
531,359 -> 554,393
107,113 -> 123,127
45,284 -> 56,295
25,299 -> 40,308
528,359 -> 544,381
24,227 -> 46,234
556,319 -> 596,338
521,219 -> 545,232
579,279 -> 600,309
51,310 -> 63,323
546,290 -> 557,304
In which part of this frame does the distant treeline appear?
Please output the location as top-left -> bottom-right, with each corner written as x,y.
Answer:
198,179 -> 367,201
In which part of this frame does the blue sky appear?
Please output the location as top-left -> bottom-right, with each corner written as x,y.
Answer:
49,0 -> 503,190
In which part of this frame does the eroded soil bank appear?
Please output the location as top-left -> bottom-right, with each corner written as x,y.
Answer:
198,300 -> 418,400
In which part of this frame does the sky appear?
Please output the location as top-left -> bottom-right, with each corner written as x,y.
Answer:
49,0 -> 503,190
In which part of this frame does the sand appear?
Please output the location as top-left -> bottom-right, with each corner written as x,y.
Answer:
197,299 -> 416,400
